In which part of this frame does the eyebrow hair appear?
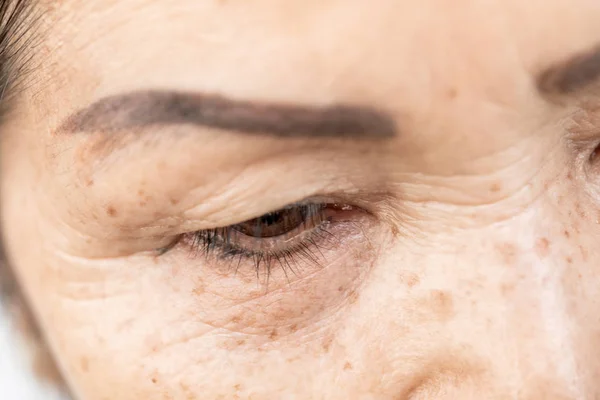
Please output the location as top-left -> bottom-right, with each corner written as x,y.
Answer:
58,90 -> 397,139
537,43 -> 600,96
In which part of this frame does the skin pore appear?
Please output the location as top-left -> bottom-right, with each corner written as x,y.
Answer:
2,0 -> 600,399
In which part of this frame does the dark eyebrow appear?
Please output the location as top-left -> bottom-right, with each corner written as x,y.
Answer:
57,90 -> 397,139
537,43 -> 600,96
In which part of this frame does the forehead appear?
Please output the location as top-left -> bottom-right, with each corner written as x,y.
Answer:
34,0 -> 600,131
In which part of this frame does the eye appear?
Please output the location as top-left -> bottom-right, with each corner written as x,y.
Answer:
590,142 -> 600,164
163,202 -> 359,284
232,205 -> 312,238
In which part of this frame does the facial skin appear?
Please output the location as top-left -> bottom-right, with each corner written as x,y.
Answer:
3,0 -> 600,398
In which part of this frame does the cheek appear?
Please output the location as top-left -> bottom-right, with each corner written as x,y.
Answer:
11,226 -> 381,399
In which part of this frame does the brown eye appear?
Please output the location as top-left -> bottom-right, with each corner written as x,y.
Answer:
232,205 -> 314,238
590,143 -> 600,164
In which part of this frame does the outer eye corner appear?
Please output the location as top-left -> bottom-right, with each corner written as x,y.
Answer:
154,235 -> 182,257
576,138 -> 600,204
589,142 -> 600,165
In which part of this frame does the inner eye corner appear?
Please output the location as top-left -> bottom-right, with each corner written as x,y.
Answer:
589,142 -> 600,164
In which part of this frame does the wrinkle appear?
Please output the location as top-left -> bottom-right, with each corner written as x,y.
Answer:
140,325 -> 216,359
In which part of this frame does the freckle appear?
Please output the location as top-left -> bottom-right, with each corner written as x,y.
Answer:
269,329 -> 278,340
80,357 -> 89,372
192,285 -> 204,296
496,242 -> 518,265
138,189 -> 145,196
391,225 -> 400,237
85,179 -> 94,187
431,290 -> 454,320
289,324 -> 298,333
564,229 -> 570,238
401,273 -> 420,288
180,383 -> 190,392
337,286 -> 344,292
236,339 -> 246,346
139,200 -> 147,207
490,183 -> 501,193
566,256 -> 573,264
344,362 -> 353,370
500,283 -> 514,295
322,336 -> 333,352
535,238 -> 550,258
106,205 -> 118,217
234,384 -> 241,391
170,197 -> 179,205
273,312 -> 286,322
152,378 -> 158,384
230,316 -> 241,324
446,87 -> 458,99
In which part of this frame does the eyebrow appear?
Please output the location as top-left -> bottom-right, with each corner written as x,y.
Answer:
57,90 -> 397,139
537,43 -> 600,96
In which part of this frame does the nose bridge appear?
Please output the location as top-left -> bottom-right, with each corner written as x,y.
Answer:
378,218 -> 587,398
483,217 -> 584,399
505,254 -> 580,398
357,225 -> 586,399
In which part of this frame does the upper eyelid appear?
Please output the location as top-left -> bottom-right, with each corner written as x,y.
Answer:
174,205 -> 353,283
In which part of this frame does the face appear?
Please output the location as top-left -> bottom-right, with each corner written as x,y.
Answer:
3,0 -> 600,398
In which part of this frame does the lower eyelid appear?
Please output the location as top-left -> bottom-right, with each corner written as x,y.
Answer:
164,220 -> 374,337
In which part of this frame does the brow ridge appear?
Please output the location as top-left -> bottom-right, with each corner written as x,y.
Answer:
58,90 -> 397,139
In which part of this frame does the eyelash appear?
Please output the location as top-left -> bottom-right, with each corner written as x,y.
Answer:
166,202 -> 350,283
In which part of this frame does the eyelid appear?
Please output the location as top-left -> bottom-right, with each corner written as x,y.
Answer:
170,201 -> 358,253
179,195 -> 354,231
164,201 -> 366,286
63,132 -> 389,238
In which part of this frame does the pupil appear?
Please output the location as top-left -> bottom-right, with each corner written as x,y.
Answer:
233,205 -> 309,238
260,212 -> 281,225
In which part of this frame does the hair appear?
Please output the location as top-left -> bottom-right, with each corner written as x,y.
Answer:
0,0 -> 38,101
0,0 -> 68,394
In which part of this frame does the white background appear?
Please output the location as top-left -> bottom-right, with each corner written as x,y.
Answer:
0,303 -> 68,400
